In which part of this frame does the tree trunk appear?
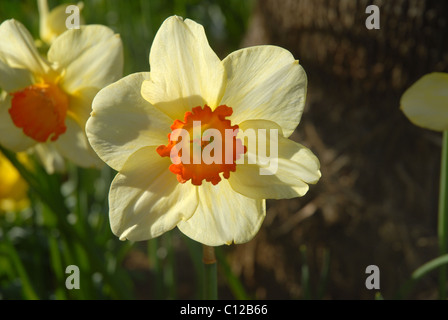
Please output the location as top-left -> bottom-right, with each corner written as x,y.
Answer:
233,0 -> 448,299
245,0 -> 448,93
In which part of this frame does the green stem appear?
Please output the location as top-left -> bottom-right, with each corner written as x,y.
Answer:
398,254 -> 448,299
0,147 -> 128,299
300,245 -> 311,300
215,247 -> 251,300
4,235 -> 39,300
317,248 -> 331,300
202,245 -> 218,300
182,236 -> 204,299
47,232 -> 67,300
148,238 -> 164,299
163,233 -> 176,299
438,131 -> 448,300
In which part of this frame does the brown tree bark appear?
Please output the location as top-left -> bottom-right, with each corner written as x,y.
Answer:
245,0 -> 448,93
232,0 -> 448,299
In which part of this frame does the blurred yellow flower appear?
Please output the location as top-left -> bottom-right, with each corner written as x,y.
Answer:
86,16 -> 321,246
0,19 -> 123,173
400,72 -> 448,132
38,0 -> 85,45
0,152 -> 29,212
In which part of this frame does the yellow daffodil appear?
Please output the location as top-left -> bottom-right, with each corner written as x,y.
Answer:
401,72 -> 448,132
38,0 -> 85,45
0,152 -> 29,212
86,16 -> 321,246
0,19 -> 123,173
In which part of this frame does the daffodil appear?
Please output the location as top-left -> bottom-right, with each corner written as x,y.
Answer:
0,152 -> 29,212
401,72 -> 448,132
86,16 -> 321,246
401,73 -> 448,300
0,19 -> 123,173
38,0 -> 85,45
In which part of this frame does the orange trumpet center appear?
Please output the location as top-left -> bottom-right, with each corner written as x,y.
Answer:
9,82 -> 69,143
157,105 -> 246,186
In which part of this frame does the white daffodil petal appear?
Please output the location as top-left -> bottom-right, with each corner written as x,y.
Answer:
86,72 -> 174,171
141,16 -> 226,120
40,2 -> 85,45
0,19 -> 50,76
177,180 -> 266,246
228,119 -> 321,200
109,146 -> 198,241
401,72 -> 448,132
32,143 -> 65,174
0,94 -> 37,152
48,24 -> 123,94
0,59 -> 33,92
221,46 -> 307,138
54,117 -> 102,168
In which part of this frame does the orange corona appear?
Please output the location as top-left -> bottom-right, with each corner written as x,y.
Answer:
9,82 -> 69,142
157,105 -> 246,186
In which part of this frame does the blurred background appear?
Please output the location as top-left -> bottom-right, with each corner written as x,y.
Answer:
1,0 -> 448,300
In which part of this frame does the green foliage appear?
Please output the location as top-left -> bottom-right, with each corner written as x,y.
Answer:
3,0 -> 446,301
0,0 -> 255,300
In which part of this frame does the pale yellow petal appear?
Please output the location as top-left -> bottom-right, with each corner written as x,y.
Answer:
221,46 -> 307,138
141,16 -> 226,120
400,72 -> 448,131
0,59 -> 33,92
32,143 -> 65,174
86,72 -> 173,172
39,1 -> 85,45
229,120 -> 321,199
48,24 -> 123,94
109,146 -> 198,241
37,0 -> 51,42
177,180 -> 266,246
54,117 -> 102,168
0,94 -> 37,152
67,86 -> 98,129
0,19 -> 50,76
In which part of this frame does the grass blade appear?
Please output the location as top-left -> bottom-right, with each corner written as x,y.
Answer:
438,131 -> 448,299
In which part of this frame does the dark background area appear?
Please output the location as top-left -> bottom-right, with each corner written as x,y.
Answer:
223,0 -> 448,299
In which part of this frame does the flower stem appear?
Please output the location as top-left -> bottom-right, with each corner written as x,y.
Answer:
438,131 -> 448,300
202,245 -> 218,300
397,254 -> 448,299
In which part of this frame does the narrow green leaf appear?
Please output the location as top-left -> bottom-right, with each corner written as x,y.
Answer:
438,131 -> 448,299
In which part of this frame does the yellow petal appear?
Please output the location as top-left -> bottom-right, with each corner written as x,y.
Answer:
221,46 -> 307,138
0,152 -> 29,212
48,25 -> 123,94
86,72 -> 173,172
177,180 -> 266,246
67,86 -> 98,129
0,19 -> 51,77
141,16 -> 226,120
228,120 -> 321,199
0,93 -> 37,152
109,146 -> 198,241
401,72 -> 448,132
